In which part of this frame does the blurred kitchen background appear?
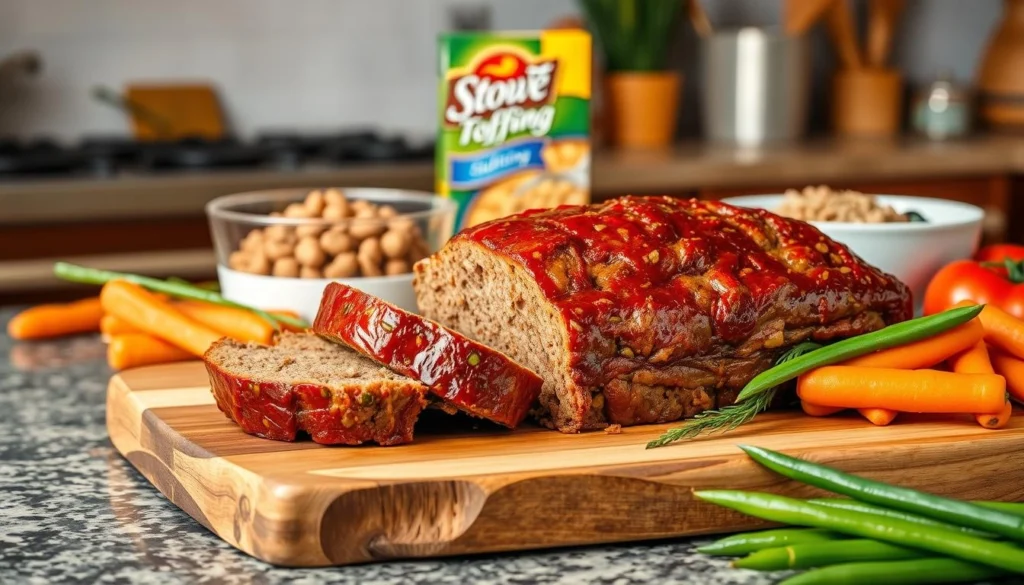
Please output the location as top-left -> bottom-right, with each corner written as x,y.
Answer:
2,0 -> 1023,302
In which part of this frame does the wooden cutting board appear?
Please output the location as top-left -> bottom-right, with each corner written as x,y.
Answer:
107,361 -> 1024,567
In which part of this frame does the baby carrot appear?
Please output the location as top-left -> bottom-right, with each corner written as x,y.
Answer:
857,408 -> 898,426
976,399 -> 1013,429
100,280 -> 222,357
802,401 -> 844,417
949,342 -> 1012,429
966,300 -> 1024,361
107,333 -> 193,370
173,300 -> 275,344
843,319 -> 983,370
7,297 -> 103,340
990,351 -> 1024,403
99,314 -> 143,338
797,366 -> 1006,414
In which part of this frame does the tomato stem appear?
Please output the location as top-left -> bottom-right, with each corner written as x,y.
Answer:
979,259 -> 1024,284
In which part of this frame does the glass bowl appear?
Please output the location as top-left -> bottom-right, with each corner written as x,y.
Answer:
206,187 -> 457,320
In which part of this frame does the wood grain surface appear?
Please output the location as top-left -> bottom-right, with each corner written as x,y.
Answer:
108,361 -> 1024,567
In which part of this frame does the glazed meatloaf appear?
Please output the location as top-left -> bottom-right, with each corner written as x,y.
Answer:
313,282 -> 543,428
204,332 -> 428,445
413,196 -> 912,433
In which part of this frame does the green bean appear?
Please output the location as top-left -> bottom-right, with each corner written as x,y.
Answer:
778,558 -> 1004,585
974,500 -> 1024,516
809,498 -> 997,538
693,490 -> 1024,573
697,527 -> 844,556
740,445 -> 1024,542
733,539 -> 926,571
734,304 -> 984,402
53,261 -> 308,329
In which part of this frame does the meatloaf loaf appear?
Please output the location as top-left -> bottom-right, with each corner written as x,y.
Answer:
413,196 -> 912,433
204,332 -> 427,445
313,282 -> 543,428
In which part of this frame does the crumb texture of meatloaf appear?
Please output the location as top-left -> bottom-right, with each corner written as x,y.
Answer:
413,195 -> 912,433
312,282 -> 543,428
203,332 -> 428,446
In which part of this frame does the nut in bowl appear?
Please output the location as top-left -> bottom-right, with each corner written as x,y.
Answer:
720,190 -> 984,314
206,188 -> 456,321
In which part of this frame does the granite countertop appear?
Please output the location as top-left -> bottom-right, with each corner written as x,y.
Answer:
0,307 -> 779,585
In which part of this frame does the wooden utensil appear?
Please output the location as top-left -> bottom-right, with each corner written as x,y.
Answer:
825,0 -> 863,69
688,0 -> 713,38
867,0 -> 906,68
784,0 -> 835,36
109,360 -> 1024,567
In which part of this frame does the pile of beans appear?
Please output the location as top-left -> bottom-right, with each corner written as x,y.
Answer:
228,188 -> 430,279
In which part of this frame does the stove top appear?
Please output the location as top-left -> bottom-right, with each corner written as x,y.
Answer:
0,131 -> 435,178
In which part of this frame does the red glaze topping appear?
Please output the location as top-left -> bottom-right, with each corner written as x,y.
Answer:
205,353 -> 424,446
456,196 -> 912,387
313,283 -> 543,428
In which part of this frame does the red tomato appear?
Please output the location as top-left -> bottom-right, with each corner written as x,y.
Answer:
923,261 -> 1008,315
975,244 -> 1024,263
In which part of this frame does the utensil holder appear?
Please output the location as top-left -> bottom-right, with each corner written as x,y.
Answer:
832,68 -> 903,137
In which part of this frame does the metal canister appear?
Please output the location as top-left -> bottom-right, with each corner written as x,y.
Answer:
702,28 -> 810,147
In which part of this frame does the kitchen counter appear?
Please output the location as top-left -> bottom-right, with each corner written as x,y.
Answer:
0,306 -> 777,585
3,135 -> 1024,225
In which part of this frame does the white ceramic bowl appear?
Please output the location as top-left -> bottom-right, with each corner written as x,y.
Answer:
206,187 -> 456,321
719,195 -> 985,312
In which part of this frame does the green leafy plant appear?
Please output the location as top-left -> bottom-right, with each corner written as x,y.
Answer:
577,0 -> 684,72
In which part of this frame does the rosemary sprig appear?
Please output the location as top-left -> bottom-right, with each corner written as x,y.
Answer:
646,342 -> 823,449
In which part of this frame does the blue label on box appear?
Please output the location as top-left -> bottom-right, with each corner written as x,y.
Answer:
449,139 -> 545,189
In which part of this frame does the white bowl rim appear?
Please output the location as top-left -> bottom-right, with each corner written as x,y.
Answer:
206,187 -> 457,226
718,194 -> 985,232
216,264 -> 415,285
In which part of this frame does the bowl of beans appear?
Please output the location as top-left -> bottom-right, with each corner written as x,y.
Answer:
721,188 -> 985,314
206,187 -> 457,320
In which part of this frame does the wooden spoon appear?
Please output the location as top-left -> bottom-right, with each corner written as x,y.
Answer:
826,0 -> 863,69
867,0 -> 906,68
689,0 -> 713,38
784,0 -> 835,36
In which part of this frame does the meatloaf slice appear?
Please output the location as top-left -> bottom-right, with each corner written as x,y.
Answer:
312,282 -> 543,428
413,195 -> 912,433
204,332 -> 427,446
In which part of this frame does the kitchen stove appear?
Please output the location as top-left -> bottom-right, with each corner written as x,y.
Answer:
0,131 -> 435,178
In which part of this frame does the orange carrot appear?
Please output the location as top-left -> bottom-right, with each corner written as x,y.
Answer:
107,333 -> 193,370
173,300 -> 275,344
976,399 -> 1013,429
797,366 -> 1006,414
100,314 -> 143,338
801,401 -> 844,417
857,408 -> 898,426
7,297 -> 103,340
949,340 -> 995,375
964,300 -> 1024,361
100,280 -> 222,357
991,350 -> 1024,403
843,318 -> 983,369
947,341 -> 1009,428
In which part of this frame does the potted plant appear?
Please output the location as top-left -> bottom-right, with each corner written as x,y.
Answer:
578,0 -> 683,149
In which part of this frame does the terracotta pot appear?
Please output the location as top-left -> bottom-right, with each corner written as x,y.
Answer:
832,68 -> 903,137
978,0 -> 1024,129
605,72 -> 681,149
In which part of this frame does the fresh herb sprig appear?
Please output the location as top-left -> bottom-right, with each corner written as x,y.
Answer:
53,262 -> 309,330
646,342 -> 821,449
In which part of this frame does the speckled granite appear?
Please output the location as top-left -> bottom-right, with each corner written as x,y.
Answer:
0,306 -> 1008,585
